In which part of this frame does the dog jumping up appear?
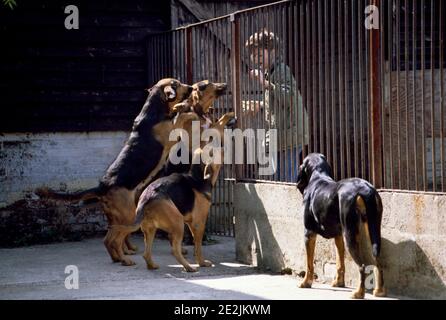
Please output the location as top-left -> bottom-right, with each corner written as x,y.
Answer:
111,112 -> 236,269
296,153 -> 386,299
36,78 -> 196,264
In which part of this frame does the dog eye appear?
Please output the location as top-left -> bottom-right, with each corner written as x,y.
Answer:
198,83 -> 207,91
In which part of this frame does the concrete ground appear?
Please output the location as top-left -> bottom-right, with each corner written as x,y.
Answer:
0,235 -> 400,300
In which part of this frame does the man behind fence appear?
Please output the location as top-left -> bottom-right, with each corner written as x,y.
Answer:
244,29 -> 308,181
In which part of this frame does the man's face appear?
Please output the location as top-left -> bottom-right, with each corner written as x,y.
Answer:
250,48 -> 275,70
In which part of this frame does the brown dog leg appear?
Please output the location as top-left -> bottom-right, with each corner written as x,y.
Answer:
187,222 -> 212,267
125,235 -> 138,253
332,235 -> 346,287
104,229 -> 121,263
142,224 -> 159,270
299,232 -> 317,288
167,233 -> 188,255
351,264 -> 366,299
170,222 -> 197,272
373,261 -> 386,297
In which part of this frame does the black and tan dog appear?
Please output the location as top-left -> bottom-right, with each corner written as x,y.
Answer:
112,112 -> 236,269
156,80 -> 228,178
36,78 -> 197,264
296,153 -> 386,299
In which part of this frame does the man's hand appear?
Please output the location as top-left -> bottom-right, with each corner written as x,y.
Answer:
249,69 -> 274,90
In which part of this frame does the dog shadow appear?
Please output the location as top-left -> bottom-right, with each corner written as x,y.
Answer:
379,237 -> 446,299
235,184 -> 286,273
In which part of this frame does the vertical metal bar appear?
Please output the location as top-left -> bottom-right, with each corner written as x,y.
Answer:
370,0 -> 383,188
338,0 -> 345,179
396,0 -> 402,189
404,0 -> 410,189
430,0 -> 436,191
311,0 -> 317,155
294,1 -> 301,171
283,4 -> 290,182
345,0 -> 351,178
324,0 -> 330,169
413,0 -> 419,190
256,10 -> 262,180
242,14 -> 247,179
289,2 -> 296,181
388,0 -> 394,188
358,0 -> 365,179
185,28 -> 193,84
440,0 -> 445,191
421,0 -> 426,190
281,4 -> 288,181
298,2 -> 309,159
351,0 -> 358,177
318,0 -> 324,157
231,13 -> 243,181
331,0 -> 337,179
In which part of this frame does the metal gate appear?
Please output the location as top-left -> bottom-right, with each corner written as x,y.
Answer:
146,0 -> 446,235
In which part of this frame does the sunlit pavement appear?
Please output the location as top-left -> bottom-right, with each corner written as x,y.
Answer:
0,235 -> 400,300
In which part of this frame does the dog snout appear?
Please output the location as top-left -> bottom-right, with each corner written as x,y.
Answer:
215,83 -> 227,95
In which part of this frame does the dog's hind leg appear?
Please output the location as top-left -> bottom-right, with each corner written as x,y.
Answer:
351,264 -> 366,299
331,235 -> 345,287
112,229 -> 136,266
104,229 -> 121,263
141,222 -> 159,270
125,235 -> 138,254
373,261 -> 386,297
299,231 -> 317,288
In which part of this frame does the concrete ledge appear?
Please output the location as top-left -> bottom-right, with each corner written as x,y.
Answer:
234,183 -> 446,299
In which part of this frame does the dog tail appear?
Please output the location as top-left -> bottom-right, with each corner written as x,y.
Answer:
341,189 -> 383,260
35,186 -> 100,202
365,191 -> 383,258
109,205 -> 145,234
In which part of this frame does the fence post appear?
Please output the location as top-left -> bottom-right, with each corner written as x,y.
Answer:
369,0 -> 383,188
230,13 -> 243,181
185,27 -> 193,84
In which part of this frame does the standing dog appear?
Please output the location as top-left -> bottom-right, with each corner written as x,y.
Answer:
296,153 -> 386,299
112,112 -> 236,269
36,78 -> 196,264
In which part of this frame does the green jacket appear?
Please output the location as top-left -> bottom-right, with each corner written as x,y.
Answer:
265,61 -> 309,148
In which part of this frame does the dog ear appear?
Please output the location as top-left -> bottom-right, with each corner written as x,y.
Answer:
164,86 -> 176,101
296,164 -> 308,194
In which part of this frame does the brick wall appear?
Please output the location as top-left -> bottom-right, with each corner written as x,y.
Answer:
0,132 -> 128,246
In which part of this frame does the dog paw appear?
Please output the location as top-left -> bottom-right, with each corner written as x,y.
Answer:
199,260 -> 213,267
121,258 -> 136,266
373,288 -> 387,297
124,249 -> 137,255
184,266 -> 198,273
331,279 -> 345,288
181,247 -> 188,255
146,263 -> 159,270
298,281 -> 312,288
351,290 -> 365,299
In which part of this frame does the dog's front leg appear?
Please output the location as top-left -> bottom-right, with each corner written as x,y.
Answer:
299,231 -> 317,288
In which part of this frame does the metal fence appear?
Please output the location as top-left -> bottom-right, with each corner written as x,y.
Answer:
146,0 -> 446,234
